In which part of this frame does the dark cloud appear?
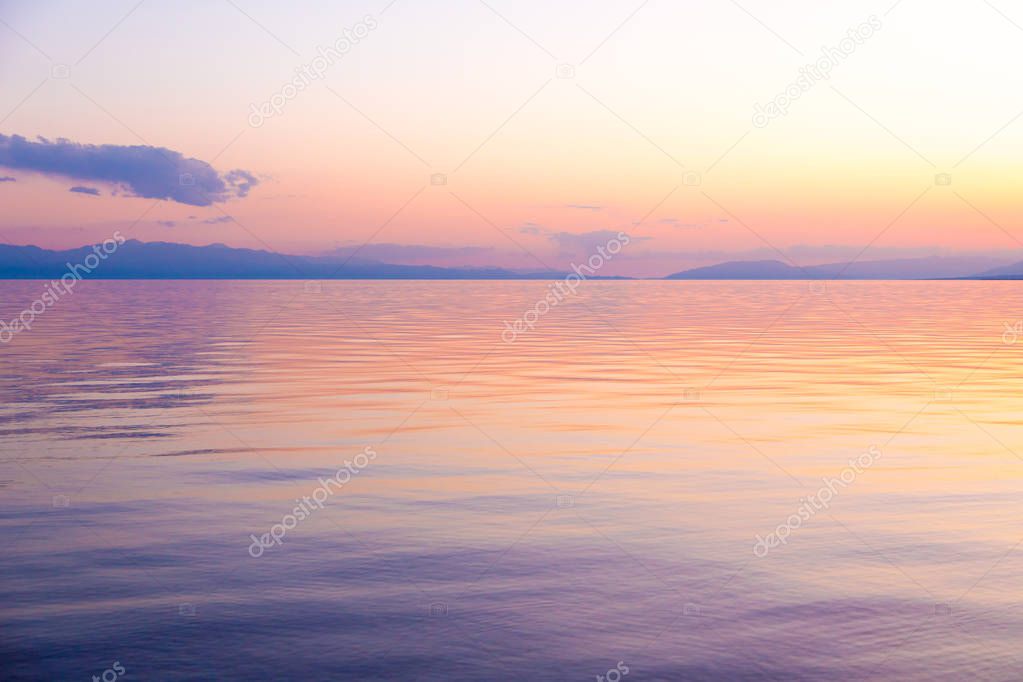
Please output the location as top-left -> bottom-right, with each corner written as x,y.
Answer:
0,176 -> 15,182
69,185 -> 101,196
0,134 -> 259,206
157,220 -> 177,227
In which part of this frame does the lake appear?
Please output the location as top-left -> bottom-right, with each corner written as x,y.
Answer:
2,280 -> 1022,680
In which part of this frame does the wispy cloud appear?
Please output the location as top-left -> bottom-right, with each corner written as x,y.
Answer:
566,204 -> 602,211
518,222 -> 546,235
0,176 -> 15,182
69,185 -> 101,196
145,215 -> 235,229
546,229 -> 641,256
0,134 -> 259,206
657,217 -> 704,229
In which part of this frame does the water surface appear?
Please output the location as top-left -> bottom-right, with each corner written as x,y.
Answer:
2,281 -> 1023,680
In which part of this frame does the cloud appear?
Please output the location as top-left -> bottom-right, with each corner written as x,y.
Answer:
69,185 -> 101,196
518,222 -> 546,235
0,176 -> 15,182
0,134 -> 259,206
546,230 -> 635,256
203,215 -> 234,224
657,217 -> 703,229
223,170 -> 257,198
566,204 -> 602,211
517,226 -> 646,256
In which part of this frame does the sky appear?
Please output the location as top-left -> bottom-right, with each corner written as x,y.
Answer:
1,0 -> 1022,276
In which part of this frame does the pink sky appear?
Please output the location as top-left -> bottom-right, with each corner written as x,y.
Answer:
2,0 -> 1022,275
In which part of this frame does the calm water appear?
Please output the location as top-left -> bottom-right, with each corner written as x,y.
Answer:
2,280 -> 1023,680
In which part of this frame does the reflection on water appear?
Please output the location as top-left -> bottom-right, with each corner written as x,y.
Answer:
2,280 -> 1023,680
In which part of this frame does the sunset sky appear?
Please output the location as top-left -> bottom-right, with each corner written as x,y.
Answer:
1,0 -> 1022,275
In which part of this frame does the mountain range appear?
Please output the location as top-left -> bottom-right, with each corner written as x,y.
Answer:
0,240 -> 1021,280
665,256 -> 1016,280
0,240 -> 576,280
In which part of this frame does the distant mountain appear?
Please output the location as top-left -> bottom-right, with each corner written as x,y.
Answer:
3,240 -> 1013,280
666,260 -> 802,279
0,240 -> 594,280
969,261 -> 1023,279
666,256 -> 1013,280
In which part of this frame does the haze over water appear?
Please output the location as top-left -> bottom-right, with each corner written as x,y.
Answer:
3,280 -> 1023,680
